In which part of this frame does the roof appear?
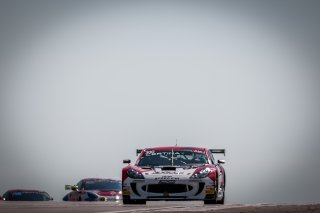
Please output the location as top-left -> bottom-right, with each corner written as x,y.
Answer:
81,178 -> 120,182
6,189 -> 49,194
144,146 -> 207,151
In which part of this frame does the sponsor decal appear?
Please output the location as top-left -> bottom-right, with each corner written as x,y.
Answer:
158,180 -> 176,184
154,176 -> 179,181
205,186 -> 215,195
152,171 -> 184,175
192,149 -> 205,153
122,187 -> 130,196
163,192 -> 169,197
145,150 -> 182,156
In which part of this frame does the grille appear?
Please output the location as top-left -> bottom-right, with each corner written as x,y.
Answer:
142,184 -> 193,193
195,182 -> 205,196
130,183 -> 140,196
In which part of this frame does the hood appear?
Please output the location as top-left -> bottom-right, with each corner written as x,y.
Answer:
141,165 -> 204,179
143,165 -> 218,182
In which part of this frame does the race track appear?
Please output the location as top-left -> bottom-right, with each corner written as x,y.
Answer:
0,201 -> 319,213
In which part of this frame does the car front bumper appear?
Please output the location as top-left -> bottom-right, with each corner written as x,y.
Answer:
122,178 -> 216,200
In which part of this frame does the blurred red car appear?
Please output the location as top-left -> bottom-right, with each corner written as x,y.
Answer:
63,178 -> 122,201
2,189 -> 53,201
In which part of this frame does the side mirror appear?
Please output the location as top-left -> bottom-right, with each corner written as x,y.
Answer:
123,159 -> 131,164
217,159 -> 225,164
50,197 -> 54,201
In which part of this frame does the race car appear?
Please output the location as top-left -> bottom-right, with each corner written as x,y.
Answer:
122,146 -> 226,204
2,189 -> 53,201
63,178 -> 122,202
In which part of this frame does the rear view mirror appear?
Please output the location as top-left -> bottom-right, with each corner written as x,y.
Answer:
218,159 -> 225,164
123,159 -> 131,164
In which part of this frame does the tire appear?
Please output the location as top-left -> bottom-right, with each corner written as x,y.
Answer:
217,174 -> 226,204
216,194 -> 225,204
122,196 -> 133,204
135,199 -> 146,204
204,199 -> 216,204
123,199 -> 133,204
122,196 -> 146,205
205,173 -> 226,205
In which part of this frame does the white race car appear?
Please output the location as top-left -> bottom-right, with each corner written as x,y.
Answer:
63,178 -> 122,202
122,146 -> 226,204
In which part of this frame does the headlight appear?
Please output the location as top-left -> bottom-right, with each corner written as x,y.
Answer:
190,167 -> 211,179
127,169 -> 144,179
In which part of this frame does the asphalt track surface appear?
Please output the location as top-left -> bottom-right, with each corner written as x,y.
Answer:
0,201 -> 320,213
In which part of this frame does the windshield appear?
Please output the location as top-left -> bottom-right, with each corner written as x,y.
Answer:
137,150 -> 208,167
84,180 -> 121,191
9,191 -> 50,201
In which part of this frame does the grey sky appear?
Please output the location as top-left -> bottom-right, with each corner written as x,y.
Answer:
1,0 -> 320,203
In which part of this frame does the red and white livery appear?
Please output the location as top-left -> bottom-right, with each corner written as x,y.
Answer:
122,146 -> 226,204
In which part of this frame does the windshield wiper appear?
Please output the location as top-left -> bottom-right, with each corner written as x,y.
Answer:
190,163 -> 206,168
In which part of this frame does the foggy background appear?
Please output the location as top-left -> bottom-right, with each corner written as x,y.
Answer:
1,0 -> 320,203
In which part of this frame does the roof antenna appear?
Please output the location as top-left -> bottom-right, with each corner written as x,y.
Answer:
175,138 -> 178,146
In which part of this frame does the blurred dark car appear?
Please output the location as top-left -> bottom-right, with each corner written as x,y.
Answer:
2,189 -> 53,201
63,178 -> 122,201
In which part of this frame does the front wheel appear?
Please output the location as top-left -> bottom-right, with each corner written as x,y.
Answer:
122,196 -> 146,205
204,199 -> 216,204
216,192 -> 225,204
217,174 -> 226,204
204,190 -> 224,204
